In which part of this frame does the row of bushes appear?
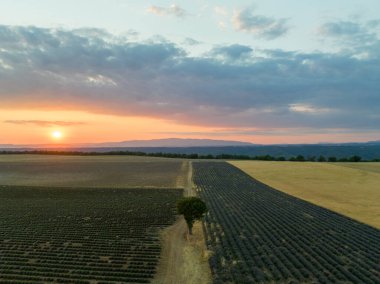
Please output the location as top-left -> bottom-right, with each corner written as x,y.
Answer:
1,150 -> 378,162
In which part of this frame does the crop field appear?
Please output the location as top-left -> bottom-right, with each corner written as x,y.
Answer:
337,162 -> 380,174
230,161 -> 380,228
193,162 -> 380,283
0,155 -> 186,188
0,186 -> 182,283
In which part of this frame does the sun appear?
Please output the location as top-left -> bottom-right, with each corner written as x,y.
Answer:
51,130 -> 63,140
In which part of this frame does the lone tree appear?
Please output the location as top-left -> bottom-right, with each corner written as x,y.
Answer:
177,197 -> 207,235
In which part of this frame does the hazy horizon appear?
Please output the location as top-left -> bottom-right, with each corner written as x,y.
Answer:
1,137 -> 380,148
1,1 -> 379,144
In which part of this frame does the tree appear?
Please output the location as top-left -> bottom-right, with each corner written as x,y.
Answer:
349,155 -> 362,162
328,156 -> 337,162
318,155 -> 326,162
308,156 -> 316,162
177,197 -> 207,234
296,155 -> 305,161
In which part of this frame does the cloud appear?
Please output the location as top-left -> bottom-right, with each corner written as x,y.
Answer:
232,8 -> 290,39
210,44 -> 253,60
4,120 -> 86,127
0,25 -> 379,135
214,6 -> 228,16
156,127 -> 378,137
182,37 -> 201,46
289,104 -> 332,114
367,19 -> 380,29
147,4 -> 187,18
319,21 -> 362,37
318,19 -> 380,55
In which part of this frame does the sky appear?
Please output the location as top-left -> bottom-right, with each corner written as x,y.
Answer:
1,0 -> 380,145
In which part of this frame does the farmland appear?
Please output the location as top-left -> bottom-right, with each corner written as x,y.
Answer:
193,162 -> 380,283
337,162 -> 380,173
0,154 -> 191,283
230,161 -> 380,228
0,186 -> 182,283
1,154 -> 379,283
0,154 -> 186,188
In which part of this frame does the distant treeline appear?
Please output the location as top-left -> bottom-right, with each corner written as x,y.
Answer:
1,150 -> 379,162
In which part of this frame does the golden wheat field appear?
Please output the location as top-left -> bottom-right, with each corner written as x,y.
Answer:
230,161 -> 380,229
336,162 -> 380,174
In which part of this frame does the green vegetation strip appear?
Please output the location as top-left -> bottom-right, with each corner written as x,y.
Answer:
1,150 -> 379,162
0,186 -> 182,283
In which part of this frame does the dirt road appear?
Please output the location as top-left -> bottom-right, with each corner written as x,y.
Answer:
153,161 -> 211,284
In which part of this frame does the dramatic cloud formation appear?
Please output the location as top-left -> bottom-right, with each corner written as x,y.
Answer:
232,8 -> 289,39
4,120 -> 86,127
147,4 -> 187,18
0,25 -> 379,135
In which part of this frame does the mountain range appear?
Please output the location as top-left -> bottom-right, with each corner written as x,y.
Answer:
0,138 -> 253,148
1,138 -> 380,160
2,138 -> 380,149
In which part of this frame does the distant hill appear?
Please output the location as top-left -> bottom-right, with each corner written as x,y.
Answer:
82,138 -> 254,147
0,138 -> 254,149
2,139 -> 380,160
0,144 -> 15,148
366,140 -> 380,145
0,138 -> 253,148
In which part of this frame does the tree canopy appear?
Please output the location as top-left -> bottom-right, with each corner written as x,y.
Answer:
177,197 -> 207,234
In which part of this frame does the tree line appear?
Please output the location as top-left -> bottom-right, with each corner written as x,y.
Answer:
1,150 -> 379,162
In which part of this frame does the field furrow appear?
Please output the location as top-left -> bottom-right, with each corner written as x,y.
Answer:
193,162 -> 380,283
0,186 -> 182,283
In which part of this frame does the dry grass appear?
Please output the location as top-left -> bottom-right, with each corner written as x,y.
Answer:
0,154 -> 186,188
336,162 -> 380,174
230,161 -> 380,229
181,221 -> 212,284
176,161 -> 191,189
154,219 -> 212,284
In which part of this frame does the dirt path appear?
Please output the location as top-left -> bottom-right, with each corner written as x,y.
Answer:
152,217 -> 187,284
153,161 -> 212,284
184,161 -> 195,197
175,161 -> 194,195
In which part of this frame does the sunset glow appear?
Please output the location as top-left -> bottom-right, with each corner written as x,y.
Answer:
0,1 -> 379,145
51,131 -> 62,140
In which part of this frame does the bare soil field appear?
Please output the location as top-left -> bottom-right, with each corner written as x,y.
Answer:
230,161 -> 380,228
0,154 -> 186,188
